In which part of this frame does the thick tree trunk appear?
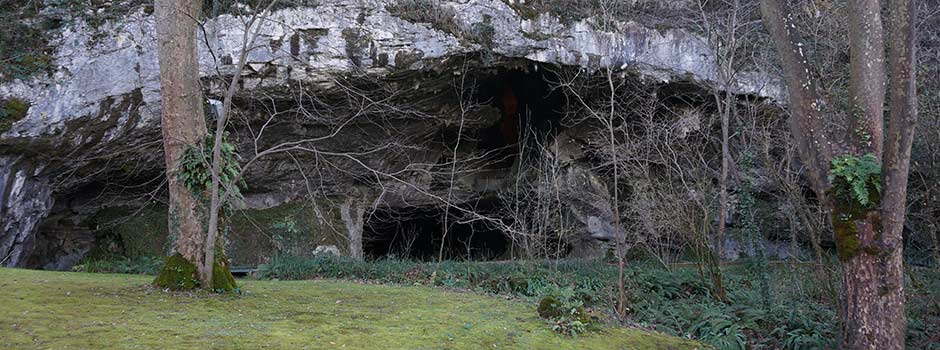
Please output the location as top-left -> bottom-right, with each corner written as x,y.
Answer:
153,0 -> 209,290
761,0 -> 914,348
831,200 -> 904,349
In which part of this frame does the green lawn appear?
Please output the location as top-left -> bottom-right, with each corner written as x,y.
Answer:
0,268 -> 703,350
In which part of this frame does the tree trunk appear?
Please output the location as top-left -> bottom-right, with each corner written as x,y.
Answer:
758,0 -> 835,198
340,199 -> 365,260
153,0 -> 208,290
846,0 -> 885,157
760,0 -> 915,348
831,199 -> 904,349
872,0 -> 917,347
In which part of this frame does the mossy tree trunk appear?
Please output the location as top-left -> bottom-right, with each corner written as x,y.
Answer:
831,192 -> 904,349
761,0 -> 915,348
152,0 -> 235,292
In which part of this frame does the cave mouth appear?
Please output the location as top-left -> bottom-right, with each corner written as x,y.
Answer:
473,64 -> 565,169
363,199 -> 509,261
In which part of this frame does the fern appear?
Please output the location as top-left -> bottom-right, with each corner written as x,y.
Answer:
178,132 -> 245,201
828,154 -> 881,207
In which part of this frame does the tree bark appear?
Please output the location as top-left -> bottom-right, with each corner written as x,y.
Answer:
875,0 -> 917,347
846,0 -> 886,156
760,0 -> 914,348
758,0 -> 835,198
340,199 -> 365,260
153,0 -> 208,289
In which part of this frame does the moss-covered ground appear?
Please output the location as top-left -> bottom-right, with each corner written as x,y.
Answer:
0,268 -> 702,350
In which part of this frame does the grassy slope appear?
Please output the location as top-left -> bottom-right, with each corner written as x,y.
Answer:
0,268 -> 702,350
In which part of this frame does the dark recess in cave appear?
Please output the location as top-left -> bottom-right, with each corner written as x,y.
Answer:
472,65 -> 565,169
363,198 -> 509,261
366,64 -> 568,261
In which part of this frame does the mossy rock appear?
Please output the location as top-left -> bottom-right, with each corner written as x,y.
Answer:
537,296 -> 562,319
153,253 -> 199,290
210,248 -> 237,292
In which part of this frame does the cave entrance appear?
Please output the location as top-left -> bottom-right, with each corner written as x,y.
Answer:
474,65 -> 565,169
363,199 -> 509,261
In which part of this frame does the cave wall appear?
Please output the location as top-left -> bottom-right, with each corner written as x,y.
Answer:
0,0 -> 782,268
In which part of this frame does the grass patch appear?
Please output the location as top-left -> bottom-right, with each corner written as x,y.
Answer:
255,256 -> 940,349
0,267 -> 701,349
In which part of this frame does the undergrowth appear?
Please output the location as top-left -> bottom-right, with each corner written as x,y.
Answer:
255,256 -> 940,349
72,256 -> 163,275
74,254 -> 940,348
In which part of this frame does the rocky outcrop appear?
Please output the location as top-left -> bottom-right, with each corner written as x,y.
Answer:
0,0 -> 780,268
0,156 -> 54,266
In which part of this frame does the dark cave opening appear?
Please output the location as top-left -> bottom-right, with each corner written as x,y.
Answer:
363,64 -> 569,262
363,198 -> 509,261
473,65 -> 565,169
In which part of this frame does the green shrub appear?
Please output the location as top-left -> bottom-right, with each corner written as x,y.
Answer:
537,292 -> 593,337
0,1 -> 55,82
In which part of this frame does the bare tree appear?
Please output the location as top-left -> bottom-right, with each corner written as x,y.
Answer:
202,0 -> 278,289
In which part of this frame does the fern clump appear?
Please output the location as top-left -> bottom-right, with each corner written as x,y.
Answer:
828,153 -> 881,208
178,133 -> 244,200
828,153 -> 883,261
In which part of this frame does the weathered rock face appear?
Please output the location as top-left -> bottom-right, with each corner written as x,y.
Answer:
0,157 -> 54,266
0,0 -> 779,268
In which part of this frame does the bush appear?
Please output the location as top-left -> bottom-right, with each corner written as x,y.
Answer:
0,98 -> 30,133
